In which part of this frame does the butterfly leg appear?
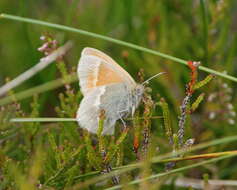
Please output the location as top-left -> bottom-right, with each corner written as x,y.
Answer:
117,110 -> 128,130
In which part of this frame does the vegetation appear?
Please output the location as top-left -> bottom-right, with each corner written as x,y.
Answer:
0,0 -> 237,189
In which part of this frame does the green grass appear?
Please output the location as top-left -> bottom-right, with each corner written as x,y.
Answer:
0,0 -> 237,189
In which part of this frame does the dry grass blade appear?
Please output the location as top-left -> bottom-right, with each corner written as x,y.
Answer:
0,41 -> 73,97
0,73 -> 77,106
165,177 -> 237,189
105,154 -> 237,190
70,136 -> 237,189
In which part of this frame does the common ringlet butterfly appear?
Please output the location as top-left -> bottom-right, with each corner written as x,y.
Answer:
77,48 -> 163,135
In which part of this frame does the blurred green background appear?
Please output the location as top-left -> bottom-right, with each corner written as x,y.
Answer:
1,0 -> 237,124
1,0 -> 236,106
0,0 -> 237,189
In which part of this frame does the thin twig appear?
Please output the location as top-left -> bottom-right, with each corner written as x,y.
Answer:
71,139 -> 237,189
72,150 -> 237,181
177,94 -> 192,145
165,177 -> 237,189
178,61 -> 200,146
74,154 -> 237,190
0,41 -> 73,97
0,73 -> 78,106
10,118 -> 77,122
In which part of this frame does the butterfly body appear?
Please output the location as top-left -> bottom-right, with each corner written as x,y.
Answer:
77,48 -> 144,135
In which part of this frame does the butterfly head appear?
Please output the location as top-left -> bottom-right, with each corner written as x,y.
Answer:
130,72 -> 165,116
131,84 -> 144,116
134,84 -> 144,99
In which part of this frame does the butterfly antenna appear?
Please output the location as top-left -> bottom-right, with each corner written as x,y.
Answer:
142,72 -> 166,85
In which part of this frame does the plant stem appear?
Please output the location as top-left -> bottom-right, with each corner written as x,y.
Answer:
9,116 -> 163,123
200,0 -> 209,64
0,41 -> 73,97
105,154 -> 236,190
10,118 -> 77,122
73,150 -> 237,181
71,136 -> 237,188
1,13 -> 237,83
0,73 -> 77,106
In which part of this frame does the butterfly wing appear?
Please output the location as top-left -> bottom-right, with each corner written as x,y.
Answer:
77,83 -> 131,135
78,47 -> 136,95
77,47 -> 139,135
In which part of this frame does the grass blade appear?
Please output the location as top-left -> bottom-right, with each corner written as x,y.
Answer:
71,135 -> 237,188
0,73 -> 77,106
105,154 -> 237,190
10,118 -> 77,122
1,13 -> 237,83
0,41 -> 73,97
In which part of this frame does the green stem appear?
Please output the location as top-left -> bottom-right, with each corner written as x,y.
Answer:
72,149 -> 237,182
10,118 -> 77,122
0,73 -> 77,106
105,154 -> 236,190
9,116 -> 163,123
200,0 -> 209,64
70,135 -> 237,188
1,13 -> 237,83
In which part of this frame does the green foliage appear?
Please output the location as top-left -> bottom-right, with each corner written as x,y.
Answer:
0,0 -> 237,189
158,98 -> 172,143
191,93 -> 205,113
194,74 -> 214,90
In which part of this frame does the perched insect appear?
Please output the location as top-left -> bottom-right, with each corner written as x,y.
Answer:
76,48 -> 163,135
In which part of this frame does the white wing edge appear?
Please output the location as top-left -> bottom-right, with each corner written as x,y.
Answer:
76,85 -> 116,135
80,47 -> 136,85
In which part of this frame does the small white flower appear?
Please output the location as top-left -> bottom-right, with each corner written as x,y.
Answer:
227,103 -> 233,110
38,42 -> 49,52
40,35 -> 46,41
228,119 -> 235,125
222,83 -> 228,88
185,138 -> 195,146
209,112 -> 216,120
208,93 -> 216,102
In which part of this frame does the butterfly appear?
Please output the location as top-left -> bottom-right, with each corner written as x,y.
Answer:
76,47 -> 162,135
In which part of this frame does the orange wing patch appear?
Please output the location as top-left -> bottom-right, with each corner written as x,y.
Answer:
82,48 -> 136,86
86,62 -> 124,90
86,71 -> 96,90
96,63 -> 123,86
